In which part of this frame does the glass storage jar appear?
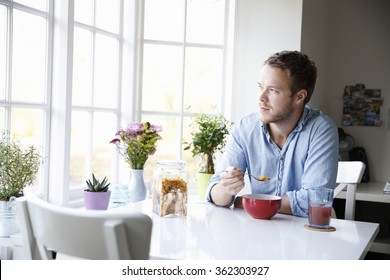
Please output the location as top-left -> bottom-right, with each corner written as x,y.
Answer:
152,160 -> 188,216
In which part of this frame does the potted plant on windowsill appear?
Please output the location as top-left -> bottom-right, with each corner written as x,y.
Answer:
183,114 -> 233,199
83,174 -> 111,210
0,131 -> 41,237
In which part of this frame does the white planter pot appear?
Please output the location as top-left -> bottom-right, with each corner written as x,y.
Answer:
0,197 -> 20,237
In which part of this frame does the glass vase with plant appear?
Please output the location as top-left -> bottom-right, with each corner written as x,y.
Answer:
0,131 -> 41,236
110,121 -> 163,202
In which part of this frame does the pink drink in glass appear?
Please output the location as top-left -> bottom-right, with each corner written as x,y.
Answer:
309,203 -> 332,228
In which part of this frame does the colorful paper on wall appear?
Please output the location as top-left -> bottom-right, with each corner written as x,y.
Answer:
342,83 -> 383,126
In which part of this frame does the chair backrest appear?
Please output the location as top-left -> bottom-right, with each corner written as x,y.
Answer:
334,161 -> 365,220
16,196 -> 153,260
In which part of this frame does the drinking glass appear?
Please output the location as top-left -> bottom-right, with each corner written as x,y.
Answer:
308,188 -> 334,229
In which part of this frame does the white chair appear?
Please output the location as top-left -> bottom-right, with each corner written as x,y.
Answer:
16,196 -> 153,260
334,161 -> 366,220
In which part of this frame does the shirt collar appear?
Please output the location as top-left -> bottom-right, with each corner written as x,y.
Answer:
260,106 -> 311,134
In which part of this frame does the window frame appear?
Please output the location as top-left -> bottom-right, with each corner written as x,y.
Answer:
137,0 -> 234,175
49,0 -> 137,206
0,0 -> 234,206
0,0 -> 53,201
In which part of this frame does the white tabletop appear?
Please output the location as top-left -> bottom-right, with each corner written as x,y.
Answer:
115,196 -> 379,260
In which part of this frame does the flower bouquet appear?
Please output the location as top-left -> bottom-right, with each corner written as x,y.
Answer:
110,121 -> 162,202
110,121 -> 163,169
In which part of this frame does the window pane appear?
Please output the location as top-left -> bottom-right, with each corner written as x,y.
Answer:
10,108 -> 44,148
144,0 -> 184,42
186,0 -> 225,45
92,112 -> 116,180
0,6 -> 6,101
72,27 -> 92,106
94,34 -> 118,108
10,108 -> 44,193
74,0 -> 93,25
142,44 -> 182,112
70,111 -> 90,189
14,0 -> 48,12
95,0 -> 120,34
184,47 -> 223,113
182,115 -> 202,176
12,10 -> 46,103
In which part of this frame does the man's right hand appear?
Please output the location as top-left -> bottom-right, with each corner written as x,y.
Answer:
210,166 -> 245,206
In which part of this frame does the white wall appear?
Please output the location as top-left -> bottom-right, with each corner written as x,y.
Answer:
301,0 -> 390,183
231,0 -> 303,121
300,0 -> 331,111
232,0 -> 390,183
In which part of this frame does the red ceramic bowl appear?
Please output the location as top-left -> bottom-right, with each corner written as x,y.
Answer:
242,194 -> 282,219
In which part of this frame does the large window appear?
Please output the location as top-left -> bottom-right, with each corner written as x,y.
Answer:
0,0 -> 234,205
140,0 -> 232,180
70,0 -> 123,189
0,0 -> 52,197
0,0 -> 131,205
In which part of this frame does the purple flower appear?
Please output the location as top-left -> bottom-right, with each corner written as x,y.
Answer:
111,121 -> 163,169
126,122 -> 144,134
109,138 -> 120,144
115,129 -> 124,136
150,124 -> 163,133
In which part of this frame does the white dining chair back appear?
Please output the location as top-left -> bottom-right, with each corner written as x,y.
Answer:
16,196 -> 153,260
334,161 -> 366,220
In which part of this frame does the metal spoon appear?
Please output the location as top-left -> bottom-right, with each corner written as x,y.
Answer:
245,173 -> 270,181
223,170 -> 270,181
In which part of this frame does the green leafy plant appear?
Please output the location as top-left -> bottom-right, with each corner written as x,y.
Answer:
85,174 -> 110,192
184,114 -> 233,174
0,131 -> 41,201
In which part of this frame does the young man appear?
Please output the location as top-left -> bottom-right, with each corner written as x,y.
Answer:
207,50 -> 339,217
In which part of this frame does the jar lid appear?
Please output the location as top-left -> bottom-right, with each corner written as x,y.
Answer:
156,160 -> 186,170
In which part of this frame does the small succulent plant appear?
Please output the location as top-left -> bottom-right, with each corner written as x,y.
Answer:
85,174 -> 110,192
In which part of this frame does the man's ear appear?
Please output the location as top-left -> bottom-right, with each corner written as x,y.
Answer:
295,89 -> 307,104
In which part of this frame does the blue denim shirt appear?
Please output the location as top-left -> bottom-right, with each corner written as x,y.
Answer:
207,106 -> 339,217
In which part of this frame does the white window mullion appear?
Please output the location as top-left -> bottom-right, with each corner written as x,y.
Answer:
220,0 -> 229,115
48,0 -> 74,205
85,110 -> 93,179
9,1 -> 49,18
133,0 -> 144,121
177,0 -> 187,160
116,0 -> 124,116
42,0 -> 54,199
4,3 -> 13,129
224,0 -> 235,120
113,0 -> 124,182
82,0 -> 96,183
